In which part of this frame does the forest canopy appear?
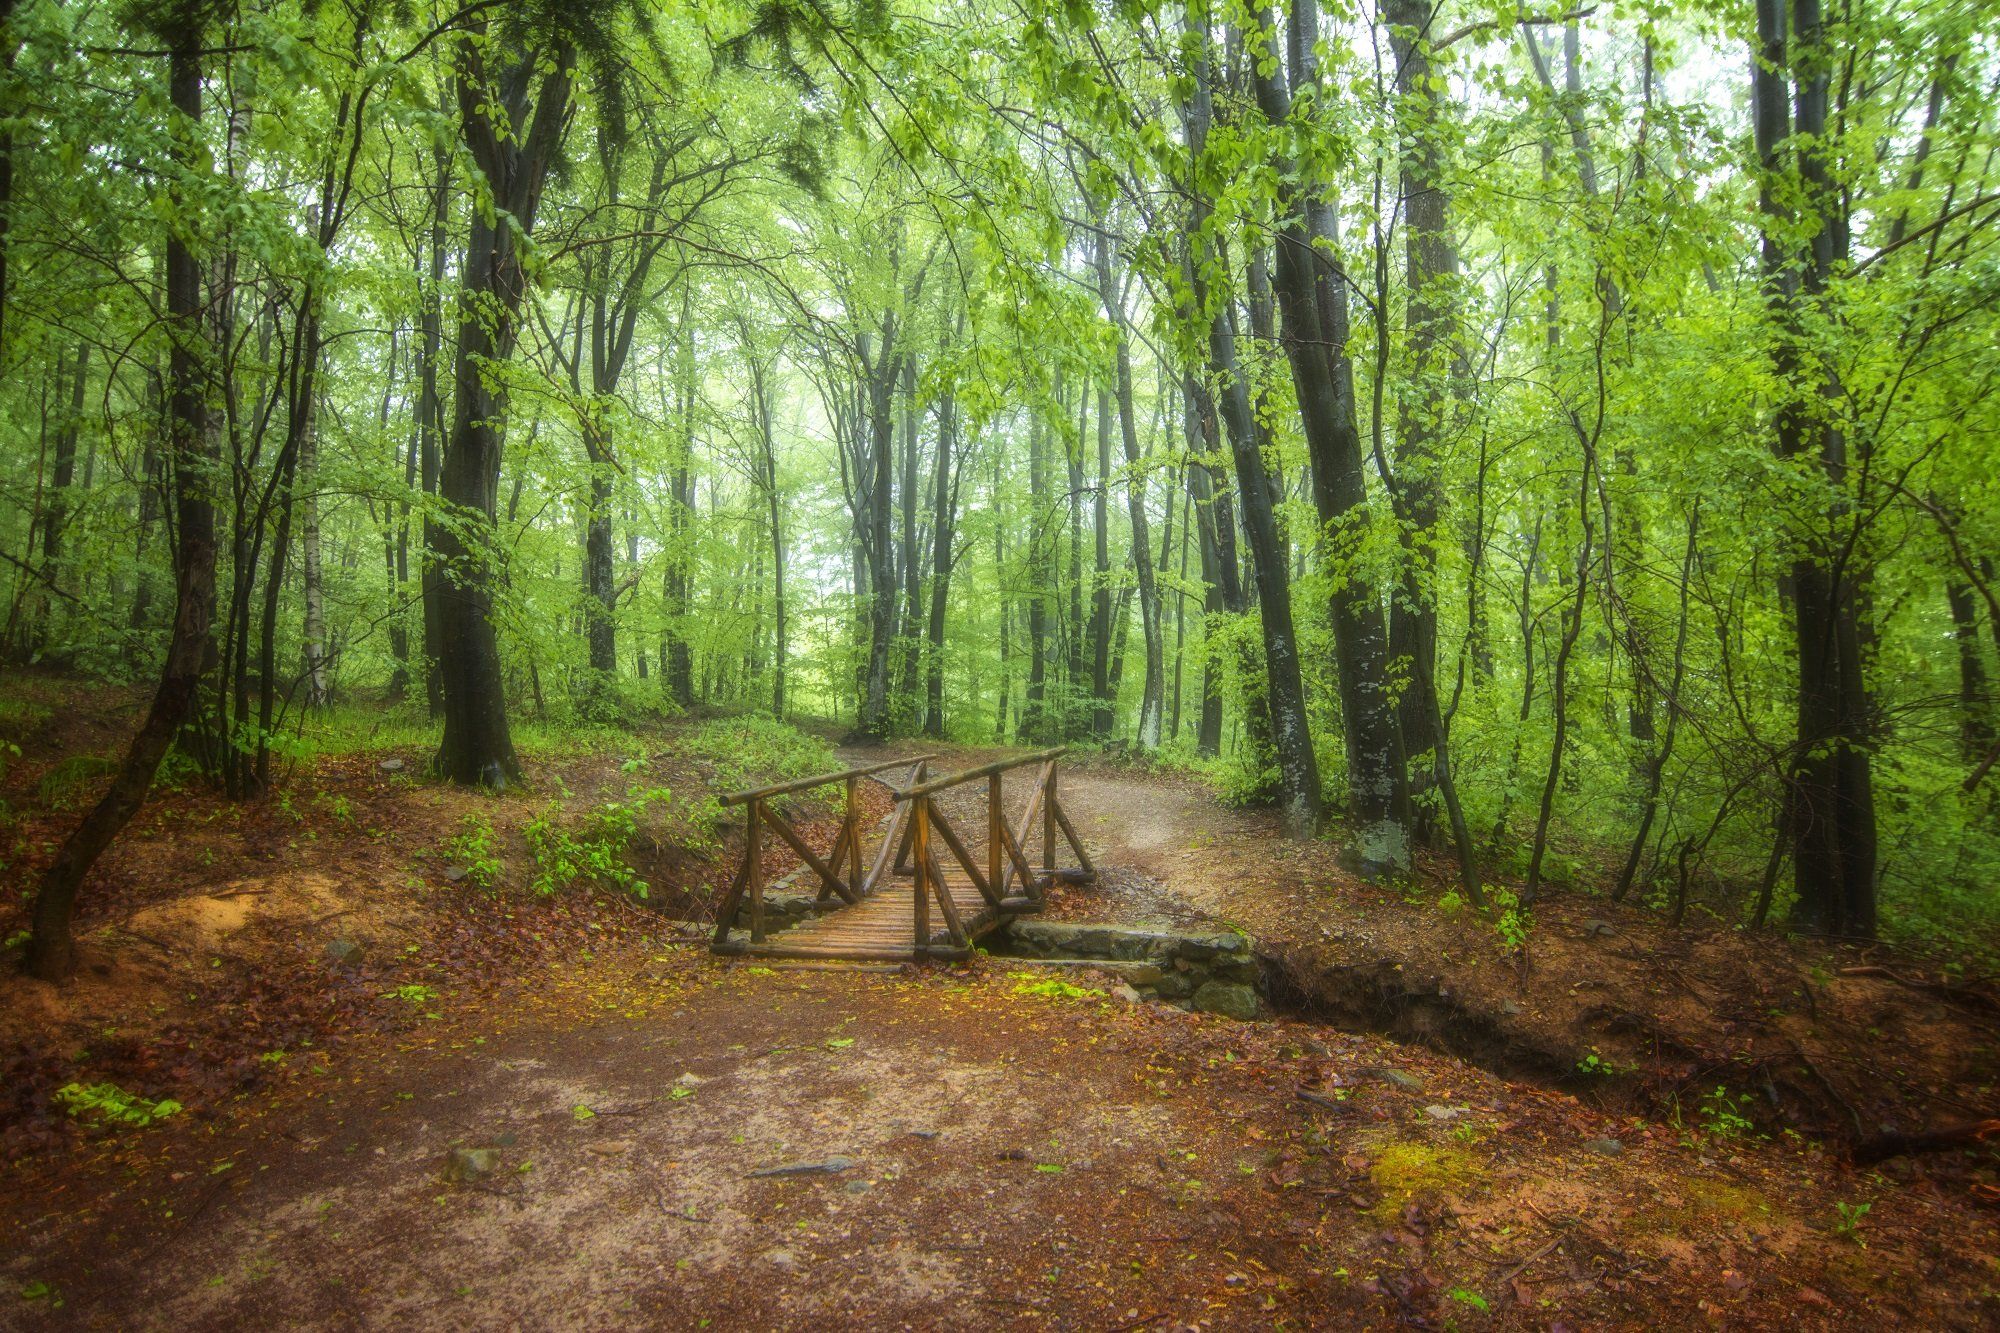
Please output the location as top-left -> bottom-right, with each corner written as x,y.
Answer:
5,0 -> 1998,978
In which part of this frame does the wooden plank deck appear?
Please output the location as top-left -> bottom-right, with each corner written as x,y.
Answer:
714,869 -> 1034,962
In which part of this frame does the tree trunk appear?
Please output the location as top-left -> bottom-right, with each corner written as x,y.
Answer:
1185,392 -> 1228,759
1096,232 -> 1164,749
854,321 -> 901,740
1754,0 -> 1876,937
1090,382 -> 1113,737
430,33 -> 573,787
665,301 -> 696,709
26,33 -> 215,981
36,340 -> 87,639
924,385 -> 958,737
299,394 -> 330,707
1948,578 -> 1993,761
1025,411 -> 1049,742
416,145 -> 451,717
1246,3 -> 1408,859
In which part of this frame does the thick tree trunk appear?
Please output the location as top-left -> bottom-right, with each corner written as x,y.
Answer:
1247,3 -> 1407,862
854,322 -> 900,740
26,34 -> 215,982
1949,579 -> 1993,761
665,305 -> 696,709
1754,0 -> 1876,937
582,416 -> 618,685
430,36 -> 572,787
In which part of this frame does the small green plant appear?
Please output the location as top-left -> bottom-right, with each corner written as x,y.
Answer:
1010,973 -> 1104,1001
1833,1200 -> 1872,1246
524,784 -> 691,900
1490,887 -> 1532,951
54,1081 -> 182,1128
382,983 -> 438,1007
314,791 -> 355,825
1448,1287 -> 1490,1313
1697,1085 -> 1756,1140
1574,1049 -> 1627,1078
446,814 -> 503,890
19,1279 -> 60,1307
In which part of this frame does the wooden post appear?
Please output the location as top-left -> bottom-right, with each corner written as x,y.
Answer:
846,774 -> 862,895
748,796 -> 765,943
989,772 -> 1003,901
1042,762 -> 1057,887
913,795 -> 931,956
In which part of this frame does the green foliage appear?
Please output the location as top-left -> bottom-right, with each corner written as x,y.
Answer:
1574,1049 -> 1628,1079
1696,1086 -> 1757,1141
1834,1200 -> 1872,1246
53,1081 -> 182,1128
1010,972 -> 1105,1001
676,717 -> 836,796
523,784 -> 701,900
1489,889 -> 1532,953
446,814 -> 503,891
36,754 -> 117,809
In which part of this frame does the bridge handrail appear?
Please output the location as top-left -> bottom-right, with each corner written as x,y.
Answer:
719,753 -> 937,807
886,748 -> 1066,801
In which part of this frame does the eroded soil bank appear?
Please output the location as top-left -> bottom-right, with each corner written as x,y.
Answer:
1031,753 -> 2000,1156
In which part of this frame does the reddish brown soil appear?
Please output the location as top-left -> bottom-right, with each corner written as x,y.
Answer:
8,948 -> 1998,1329
2,696 -> 1997,1328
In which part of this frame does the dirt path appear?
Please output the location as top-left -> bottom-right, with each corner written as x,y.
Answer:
5,749 -> 1998,1329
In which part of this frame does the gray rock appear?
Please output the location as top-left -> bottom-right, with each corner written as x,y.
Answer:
442,1146 -> 502,1182
1191,980 -> 1260,1021
1003,921 -> 1174,961
1423,1105 -> 1469,1121
750,1156 -> 853,1178
1213,959 -> 1261,985
1581,918 -> 1616,938
1370,1067 -> 1426,1093
1500,999 -> 1524,1016
1582,1137 -> 1625,1156
1177,932 -> 1253,960
325,937 -> 365,969
378,758 -> 406,773
1110,983 -> 1143,1004
761,1248 -> 799,1273
1153,973 -> 1194,1001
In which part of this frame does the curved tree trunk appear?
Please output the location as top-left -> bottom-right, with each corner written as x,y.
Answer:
26,31 -> 215,981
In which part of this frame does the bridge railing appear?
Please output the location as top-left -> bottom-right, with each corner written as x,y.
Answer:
885,749 -> 1097,954
711,754 -> 935,948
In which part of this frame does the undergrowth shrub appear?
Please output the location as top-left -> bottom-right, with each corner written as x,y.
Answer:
676,716 -> 836,795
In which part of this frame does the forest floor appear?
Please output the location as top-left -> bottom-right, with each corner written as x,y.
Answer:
2,676 -> 1998,1329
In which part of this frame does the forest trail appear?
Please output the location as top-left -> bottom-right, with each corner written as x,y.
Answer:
5,746 -> 1999,1329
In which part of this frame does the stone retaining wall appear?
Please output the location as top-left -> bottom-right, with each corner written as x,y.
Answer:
996,920 -> 1263,1019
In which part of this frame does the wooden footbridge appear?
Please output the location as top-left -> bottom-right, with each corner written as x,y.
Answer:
710,750 -> 1095,962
